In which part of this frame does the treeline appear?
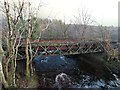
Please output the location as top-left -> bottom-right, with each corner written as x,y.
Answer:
30,18 -> 117,41
30,18 -> 72,40
2,17 -> 117,41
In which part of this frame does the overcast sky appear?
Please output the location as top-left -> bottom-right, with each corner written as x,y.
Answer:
1,0 -> 119,26
27,0 -> 119,26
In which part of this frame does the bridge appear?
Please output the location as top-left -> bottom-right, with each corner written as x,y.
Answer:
18,39 -> 105,59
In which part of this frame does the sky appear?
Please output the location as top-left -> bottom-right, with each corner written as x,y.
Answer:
1,0 -> 119,26
27,0 -> 119,26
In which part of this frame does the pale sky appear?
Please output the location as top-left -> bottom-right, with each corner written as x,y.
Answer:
29,0 -> 119,26
1,0 -> 120,26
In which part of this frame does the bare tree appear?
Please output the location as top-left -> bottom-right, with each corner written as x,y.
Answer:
24,2 -> 50,79
74,8 -> 93,41
1,0 -> 25,87
0,0 -> 48,87
98,26 -> 118,61
73,8 -> 118,61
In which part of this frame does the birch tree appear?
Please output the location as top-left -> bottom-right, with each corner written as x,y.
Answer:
2,0 -> 25,87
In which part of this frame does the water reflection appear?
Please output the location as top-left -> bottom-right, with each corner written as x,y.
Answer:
33,55 -> 77,74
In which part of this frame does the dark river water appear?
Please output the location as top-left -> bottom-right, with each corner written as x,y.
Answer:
32,53 -> 120,88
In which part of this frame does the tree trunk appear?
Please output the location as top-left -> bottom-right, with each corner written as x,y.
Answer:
4,3 -> 16,87
26,38 -> 30,80
0,43 -> 8,88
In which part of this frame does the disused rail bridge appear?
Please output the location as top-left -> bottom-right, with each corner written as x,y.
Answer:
18,40 -> 104,58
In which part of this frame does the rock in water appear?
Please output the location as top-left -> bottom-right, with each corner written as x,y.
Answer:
53,73 -> 71,88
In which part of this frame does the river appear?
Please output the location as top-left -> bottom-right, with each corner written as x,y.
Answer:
32,53 -> 120,88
